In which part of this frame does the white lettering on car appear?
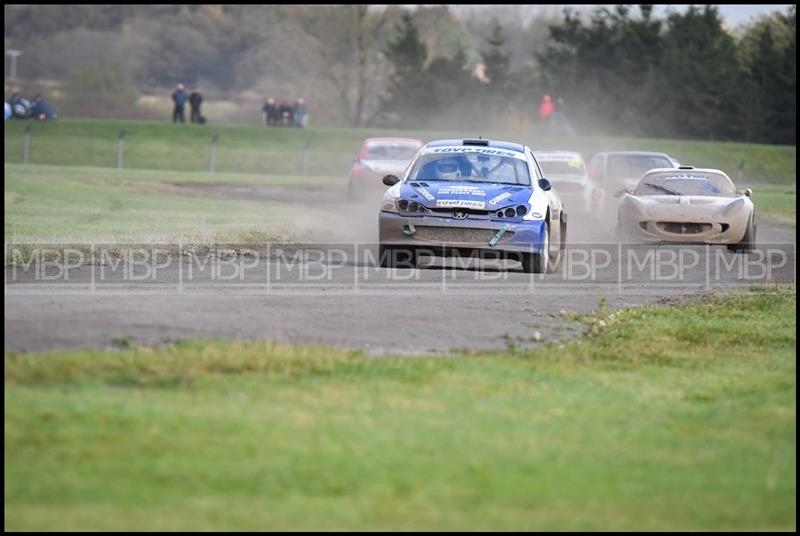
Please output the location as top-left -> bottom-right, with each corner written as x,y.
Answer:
435,199 -> 486,209
437,185 -> 486,196
416,187 -> 435,201
488,192 -> 513,205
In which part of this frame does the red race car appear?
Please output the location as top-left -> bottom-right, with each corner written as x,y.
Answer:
348,137 -> 423,201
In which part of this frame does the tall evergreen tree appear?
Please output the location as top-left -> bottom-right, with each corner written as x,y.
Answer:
379,12 -> 430,126
480,19 -> 511,89
651,6 -> 745,140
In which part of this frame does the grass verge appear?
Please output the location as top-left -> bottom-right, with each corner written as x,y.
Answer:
4,164 -> 345,244
4,285 -> 796,531
4,118 -> 797,184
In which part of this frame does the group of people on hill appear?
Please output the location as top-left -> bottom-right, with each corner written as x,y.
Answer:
171,83 -> 205,124
5,92 -> 57,122
169,85 -> 308,128
262,97 -> 307,127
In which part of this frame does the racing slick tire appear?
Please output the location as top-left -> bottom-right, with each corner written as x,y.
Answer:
379,245 -> 418,269
521,222 -> 550,274
728,214 -> 756,254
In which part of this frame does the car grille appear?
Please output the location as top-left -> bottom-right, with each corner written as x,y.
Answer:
414,226 -> 515,243
656,222 -> 712,234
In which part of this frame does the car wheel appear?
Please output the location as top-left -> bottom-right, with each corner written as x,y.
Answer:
522,222 -> 550,274
728,214 -> 756,254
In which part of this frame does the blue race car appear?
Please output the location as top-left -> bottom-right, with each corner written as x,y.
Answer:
378,138 -> 566,273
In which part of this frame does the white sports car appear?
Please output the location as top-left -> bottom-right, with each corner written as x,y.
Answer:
617,167 -> 756,252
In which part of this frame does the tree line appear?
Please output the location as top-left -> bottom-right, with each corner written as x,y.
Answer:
4,5 -> 795,144
378,5 -> 795,144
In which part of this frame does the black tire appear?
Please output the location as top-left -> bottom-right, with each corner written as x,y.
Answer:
379,245 -> 417,269
521,222 -> 550,274
727,214 -> 756,254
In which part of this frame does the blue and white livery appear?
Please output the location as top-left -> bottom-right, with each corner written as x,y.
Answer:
378,139 -> 566,273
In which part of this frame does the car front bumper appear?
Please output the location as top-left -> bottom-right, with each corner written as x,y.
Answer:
378,211 -> 547,254
620,217 -> 748,244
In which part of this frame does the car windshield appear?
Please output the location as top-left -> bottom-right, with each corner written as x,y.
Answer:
364,143 -> 420,160
407,151 -> 531,185
536,158 -> 586,177
608,154 -> 673,181
634,172 -> 737,197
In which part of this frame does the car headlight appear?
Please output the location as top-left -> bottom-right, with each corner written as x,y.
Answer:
381,189 -> 400,213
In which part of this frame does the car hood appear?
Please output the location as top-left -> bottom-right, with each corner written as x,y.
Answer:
360,159 -> 412,174
399,180 -> 532,210
622,195 -> 751,220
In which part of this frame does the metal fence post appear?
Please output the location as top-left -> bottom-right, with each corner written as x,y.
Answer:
23,124 -> 31,165
302,140 -> 310,176
209,134 -> 219,172
117,130 -> 127,170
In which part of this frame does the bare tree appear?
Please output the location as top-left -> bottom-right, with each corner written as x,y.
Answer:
301,5 -> 392,127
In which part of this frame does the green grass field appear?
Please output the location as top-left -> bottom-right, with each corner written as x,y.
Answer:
5,163 -> 794,248
4,118 -> 797,183
4,164 -> 346,244
747,183 -> 798,228
5,286 -> 796,531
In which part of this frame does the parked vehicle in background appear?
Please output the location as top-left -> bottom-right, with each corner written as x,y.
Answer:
534,150 -> 601,216
348,137 -> 423,201
617,166 -> 756,252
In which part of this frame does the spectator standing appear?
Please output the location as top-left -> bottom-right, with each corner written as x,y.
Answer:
262,97 -> 278,125
278,100 -> 292,125
538,94 -> 555,135
30,94 -> 57,121
9,92 -> 31,118
171,83 -> 189,123
4,101 -> 11,121
552,97 -> 576,137
189,87 -> 204,123
292,97 -> 307,127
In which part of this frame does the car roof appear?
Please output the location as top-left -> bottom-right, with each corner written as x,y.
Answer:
600,151 -> 672,157
426,139 -> 526,153
644,167 -> 730,177
534,150 -> 584,159
363,137 -> 423,145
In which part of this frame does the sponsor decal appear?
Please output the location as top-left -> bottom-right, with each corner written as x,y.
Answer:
437,185 -> 486,196
488,192 -> 513,205
424,146 -> 524,160
416,187 -> 435,201
436,199 -> 486,210
535,153 -> 584,168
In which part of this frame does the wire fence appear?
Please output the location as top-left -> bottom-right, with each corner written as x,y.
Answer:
4,127 -> 355,178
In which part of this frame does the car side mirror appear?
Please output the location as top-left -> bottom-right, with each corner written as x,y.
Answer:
614,188 -> 631,198
737,188 -> 752,197
538,178 -> 552,191
383,174 -> 400,186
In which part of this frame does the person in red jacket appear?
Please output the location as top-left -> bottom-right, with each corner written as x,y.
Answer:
538,94 -> 555,136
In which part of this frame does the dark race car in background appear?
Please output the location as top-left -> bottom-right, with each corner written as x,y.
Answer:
534,150 -> 602,218
379,138 -> 566,273
587,150 -> 681,217
348,137 -> 423,201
